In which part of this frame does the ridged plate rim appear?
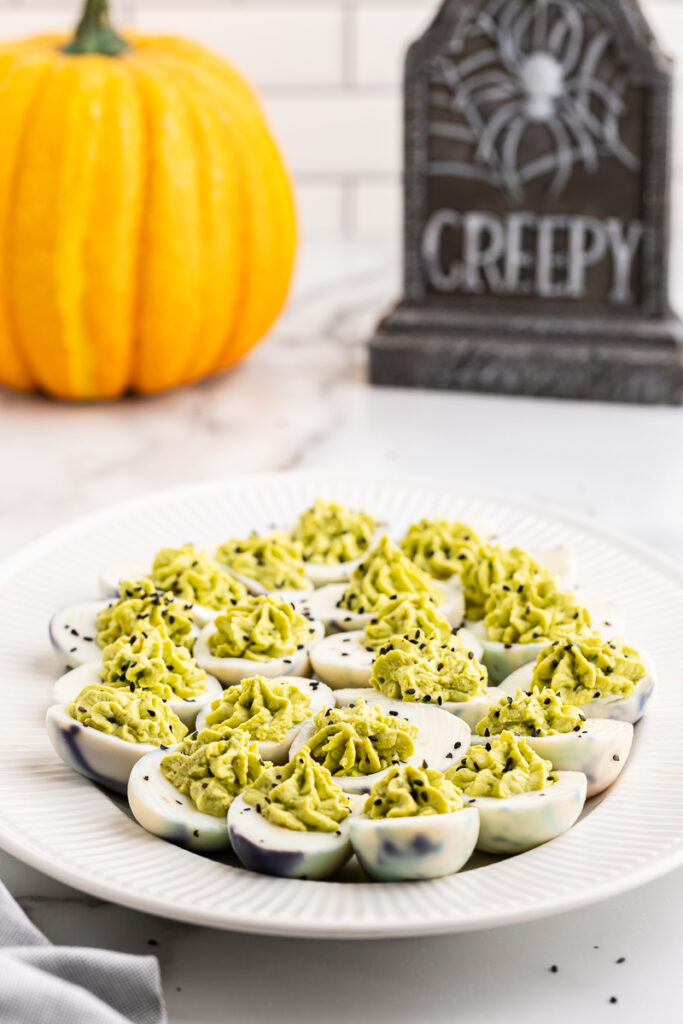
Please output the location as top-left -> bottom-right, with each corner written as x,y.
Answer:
0,470 -> 681,939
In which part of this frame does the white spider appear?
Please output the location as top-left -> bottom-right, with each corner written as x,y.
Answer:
427,0 -> 640,199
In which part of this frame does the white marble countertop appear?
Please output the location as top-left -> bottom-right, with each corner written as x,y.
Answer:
1,239 -> 682,1023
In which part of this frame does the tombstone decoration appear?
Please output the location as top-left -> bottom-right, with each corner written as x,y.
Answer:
369,0 -> 683,404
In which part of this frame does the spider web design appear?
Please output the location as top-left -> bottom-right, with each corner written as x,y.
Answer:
426,0 -> 641,199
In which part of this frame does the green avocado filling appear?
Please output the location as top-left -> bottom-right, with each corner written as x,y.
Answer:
304,698 -> 417,777
100,627 -> 207,700
338,536 -> 444,615
363,595 -> 453,650
292,499 -> 376,564
67,684 -> 188,745
445,730 -> 554,797
476,687 -> 585,737
242,748 -> 350,832
96,578 -> 195,652
364,763 -> 464,818
460,544 -> 549,620
151,544 -> 247,609
215,532 -> 309,591
370,633 -> 488,704
401,518 -> 484,580
208,595 -> 314,661
484,577 -> 591,645
161,728 -> 266,817
204,676 -> 312,741
531,633 -> 646,705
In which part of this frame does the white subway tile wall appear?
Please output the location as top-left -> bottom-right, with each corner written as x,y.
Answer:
1,0 -> 682,249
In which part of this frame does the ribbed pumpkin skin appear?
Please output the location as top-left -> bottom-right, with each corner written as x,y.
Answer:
0,33 -> 296,399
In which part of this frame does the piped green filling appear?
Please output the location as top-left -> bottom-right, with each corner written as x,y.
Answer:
161,728 -> 267,817
67,684 -> 187,745
531,633 -> 645,705
292,499 -> 376,564
151,544 -> 247,609
215,532 -> 309,591
338,536 -> 444,614
100,627 -> 207,700
363,595 -> 453,650
204,676 -> 312,741
460,545 -> 549,620
485,577 -> 591,645
370,633 -> 488,704
304,698 -> 417,777
476,687 -> 585,737
445,730 -> 554,797
364,764 -> 464,818
242,748 -> 350,832
208,595 -> 314,661
401,518 -> 484,580
96,578 -> 194,651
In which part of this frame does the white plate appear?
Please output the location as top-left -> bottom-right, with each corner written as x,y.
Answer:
0,472 -> 681,939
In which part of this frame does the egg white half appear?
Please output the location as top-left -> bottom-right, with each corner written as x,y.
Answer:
525,718 -> 634,798
45,704 -> 167,794
350,805 -> 479,881
228,793 -> 357,880
194,676 -> 335,764
49,599 -> 112,669
128,748 -> 231,851
52,662 -> 223,731
467,770 -> 587,854
288,698 -> 471,794
193,618 -> 325,686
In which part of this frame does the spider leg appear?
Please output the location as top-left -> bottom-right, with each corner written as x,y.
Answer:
549,5 -> 584,76
470,82 -> 522,106
476,100 -> 524,164
509,1 -> 536,62
498,0 -> 526,73
555,100 -> 599,172
454,48 -> 501,81
564,77 -> 625,117
429,122 -> 476,144
545,118 -> 575,196
567,98 -> 641,172
500,115 -> 527,200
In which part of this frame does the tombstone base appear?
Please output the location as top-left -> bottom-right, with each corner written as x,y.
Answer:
369,305 -> 683,405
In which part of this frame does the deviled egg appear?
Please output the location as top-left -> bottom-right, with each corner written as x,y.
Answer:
49,578 -> 196,670
445,731 -> 587,854
214,531 -> 314,599
195,675 -> 334,763
194,594 -> 324,685
228,748 -> 355,879
128,727 -> 268,851
496,633 -> 655,725
288,696 -> 471,794
52,627 -> 223,729
290,498 -> 381,586
46,683 -> 187,794
474,687 -> 633,797
350,763 -> 479,881
303,536 -> 465,633
466,575 -> 606,684
310,593 -> 482,691
99,544 -> 248,626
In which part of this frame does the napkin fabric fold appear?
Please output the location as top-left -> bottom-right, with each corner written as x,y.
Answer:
0,879 -> 166,1024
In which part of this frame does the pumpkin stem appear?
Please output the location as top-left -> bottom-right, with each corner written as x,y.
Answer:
62,0 -> 129,56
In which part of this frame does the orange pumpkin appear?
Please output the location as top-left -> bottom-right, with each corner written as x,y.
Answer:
0,0 -> 296,399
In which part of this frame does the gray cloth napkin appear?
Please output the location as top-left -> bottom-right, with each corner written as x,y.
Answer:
0,880 -> 166,1024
